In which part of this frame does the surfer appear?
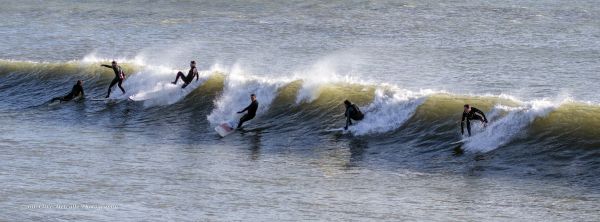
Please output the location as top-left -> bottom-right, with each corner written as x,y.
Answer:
236,94 -> 258,129
100,60 -> 126,98
171,60 -> 199,88
50,80 -> 85,103
344,100 -> 364,130
461,104 -> 488,136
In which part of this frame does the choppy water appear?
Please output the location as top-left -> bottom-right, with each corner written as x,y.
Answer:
1,0 -> 599,221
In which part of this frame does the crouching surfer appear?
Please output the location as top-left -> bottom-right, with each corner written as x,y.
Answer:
461,104 -> 488,136
344,100 -> 364,130
236,94 -> 258,129
50,80 -> 85,103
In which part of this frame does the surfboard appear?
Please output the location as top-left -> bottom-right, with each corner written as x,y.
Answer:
48,96 -> 84,106
450,138 -> 469,145
90,97 -> 130,103
215,121 -> 238,137
325,127 -> 347,132
324,127 -> 351,135
48,100 -> 62,106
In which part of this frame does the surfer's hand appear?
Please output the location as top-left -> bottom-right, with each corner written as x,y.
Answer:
237,111 -> 243,114
344,126 -> 348,130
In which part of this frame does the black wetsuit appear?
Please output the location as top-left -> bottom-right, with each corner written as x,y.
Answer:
172,67 -> 198,88
51,84 -> 84,102
345,104 -> 364,129
461,107 -> 488,136
237,100 -> 259,128
101,64 -> 125,97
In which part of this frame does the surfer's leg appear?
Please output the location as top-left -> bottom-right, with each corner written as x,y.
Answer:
61,94 -> 74,102
237,115 -> 251,129
466,119 -> 472,136
117,79 -> 125,94
172,71 -> 185,84
50,96 -> 62,102
181,79 -> 191,89
106,78 -> 119,98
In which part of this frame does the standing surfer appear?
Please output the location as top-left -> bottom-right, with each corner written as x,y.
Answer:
171,60 -> 199,89
100,60 -> 126,98
343,100 -> 364,130
236,94 -> 258,129
461,104 -> 488,136
50,80 -> 85,103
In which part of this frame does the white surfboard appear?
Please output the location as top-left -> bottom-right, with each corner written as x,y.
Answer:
450,138 -> 469,145
324,127 -> 351,134
90,97 -> 129,103
325,127 -> 347,132
48,100 -> 62,106
215,121 -> 238,137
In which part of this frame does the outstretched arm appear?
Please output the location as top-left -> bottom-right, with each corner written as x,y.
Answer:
101,64 -> 112,68
238,103 -> 251,113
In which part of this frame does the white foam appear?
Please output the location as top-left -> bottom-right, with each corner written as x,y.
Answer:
462,99 -> 563,153
207,64 -> 287,125
126,68 -> 214,107
350,86 -> 429,136
81,51 -> 222,106
293,53 -> 366,104
81,52 -> 145,66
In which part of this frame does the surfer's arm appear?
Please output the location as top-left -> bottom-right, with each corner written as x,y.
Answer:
345,115 -> 351,130
474,109 -> 488,122
194,68 -> 199,81
238,104 -> 250,113
345,109 -> 353,130
100,64 -> 112,68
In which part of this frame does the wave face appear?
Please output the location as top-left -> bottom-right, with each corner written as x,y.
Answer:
1,59 -> 599,180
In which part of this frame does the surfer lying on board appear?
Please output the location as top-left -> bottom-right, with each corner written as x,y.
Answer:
344,100 -> 364,130
50,80 -> 85,103
236,94 -> 259,129
461,104 -> 488,136
101,60 -> 126,98
171,60 -> 199,89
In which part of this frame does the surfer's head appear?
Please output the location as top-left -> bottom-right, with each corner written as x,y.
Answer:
190,60 -> 196,68
344,100 -> 351,107
77,80 -> 83,85
250,94 -> 256,101
111,61 -> 117,66
464,104 -> 471,112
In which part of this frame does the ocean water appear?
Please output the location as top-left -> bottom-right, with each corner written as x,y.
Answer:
0,0 -> 599,221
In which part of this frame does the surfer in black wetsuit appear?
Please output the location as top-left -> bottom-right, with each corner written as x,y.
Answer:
171,60 -> 199,89
236,94 -> 258,129
50,80 -> 85,102
461,104 -> 488,136
100,60 -> 126,98
344,100 -> 364,130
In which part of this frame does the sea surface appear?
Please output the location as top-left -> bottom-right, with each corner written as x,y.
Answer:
0,0 -> 599,221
